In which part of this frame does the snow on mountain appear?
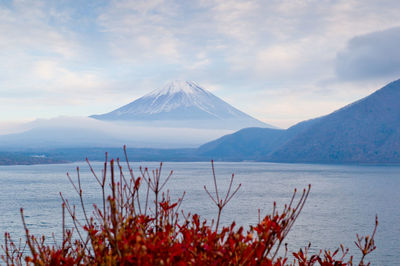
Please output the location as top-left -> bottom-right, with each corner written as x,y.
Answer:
91,80 -> 274,130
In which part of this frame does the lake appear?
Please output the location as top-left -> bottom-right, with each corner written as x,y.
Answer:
0,161 -> 399,264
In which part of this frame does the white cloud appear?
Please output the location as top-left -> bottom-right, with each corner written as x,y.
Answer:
97,0 -> 182,62
0,1 -> 79,59
31,60 -> 104,93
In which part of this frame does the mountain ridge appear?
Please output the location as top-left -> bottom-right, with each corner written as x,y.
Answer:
268,78 -> 400,162
198,79 -> 400,163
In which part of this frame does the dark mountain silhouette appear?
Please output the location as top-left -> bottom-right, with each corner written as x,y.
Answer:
198,79 -> 400,163
196,117 -> 320,161
269,79 -> 400,163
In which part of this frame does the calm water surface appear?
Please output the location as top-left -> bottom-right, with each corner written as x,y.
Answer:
0,162 -> 399,265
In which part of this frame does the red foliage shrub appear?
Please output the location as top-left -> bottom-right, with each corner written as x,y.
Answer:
1,146 -> 377,265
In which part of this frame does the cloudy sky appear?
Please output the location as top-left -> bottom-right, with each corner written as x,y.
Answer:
1,0 -> 400,130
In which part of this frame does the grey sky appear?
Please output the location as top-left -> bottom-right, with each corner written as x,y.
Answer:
0,0 -> 400,129
336,27 -> 400,81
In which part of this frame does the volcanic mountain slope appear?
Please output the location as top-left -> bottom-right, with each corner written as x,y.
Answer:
91,80 -> 273,130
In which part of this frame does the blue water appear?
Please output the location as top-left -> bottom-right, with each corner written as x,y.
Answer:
0,161 -> 399,264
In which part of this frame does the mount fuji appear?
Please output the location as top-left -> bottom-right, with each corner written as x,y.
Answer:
91,80 -> 273,130
0,81 -> 273,154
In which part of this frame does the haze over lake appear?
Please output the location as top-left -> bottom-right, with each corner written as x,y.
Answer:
0,161 -> 398,264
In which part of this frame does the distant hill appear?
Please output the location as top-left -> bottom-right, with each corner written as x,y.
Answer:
198,79 -> 400,163
269,79 -> 400,163
91,80 -> 273,130
196,118 -> 320,161
197,127 -> 285,161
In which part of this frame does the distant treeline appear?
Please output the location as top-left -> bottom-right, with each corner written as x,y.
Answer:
0,151 -> 66,165
0,148 -> 205,165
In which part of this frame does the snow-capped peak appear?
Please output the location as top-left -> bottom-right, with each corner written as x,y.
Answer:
90,80 -> 273,130
145,80 -> 208,98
